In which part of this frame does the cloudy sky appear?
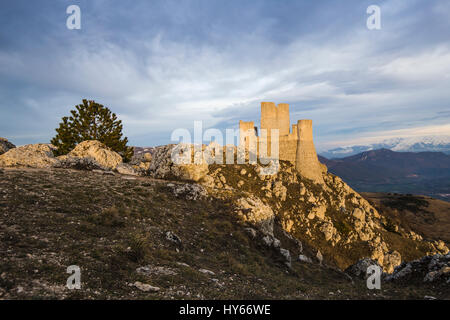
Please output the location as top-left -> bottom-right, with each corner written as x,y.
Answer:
1,0 -> 449,151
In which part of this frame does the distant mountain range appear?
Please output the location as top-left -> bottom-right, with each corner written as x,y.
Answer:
319,149 -> 450,201
319,136 -> 450,159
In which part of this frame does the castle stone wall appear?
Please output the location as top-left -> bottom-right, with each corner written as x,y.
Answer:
239,102 -> 325,183
239,120 -> 257,151
260,102 -> 290,137
295,120 -> 324,184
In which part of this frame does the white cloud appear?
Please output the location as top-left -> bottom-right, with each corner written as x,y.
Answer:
376,47 -> 450,82
1,1 -> 450,148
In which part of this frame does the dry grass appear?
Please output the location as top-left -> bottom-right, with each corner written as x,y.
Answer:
0,168 -> 447,299
362,192 -> 450,243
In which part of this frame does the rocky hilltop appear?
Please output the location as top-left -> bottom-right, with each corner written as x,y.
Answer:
0,137 -> 449,299
147,143 -> 448,274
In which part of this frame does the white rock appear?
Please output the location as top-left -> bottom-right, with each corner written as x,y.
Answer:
134,281 -> 160,292
298,255 -> 312,263
0,143 -> 59,168
66,140 -> 123,170
199,268 -> 215,276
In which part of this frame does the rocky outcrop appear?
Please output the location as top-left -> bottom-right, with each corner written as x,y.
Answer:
104,141 -> 447,275
319,222 -> 341,246
0,144 -> 59,168
382,251 -> 402,274
149,144 -> 208,182
56,156 -> 107,171
131,152 -> 152,164
345,258 -> 381,279
129,151 -> 152,175
0,140 -> 124,172
385,253 -> 450,284
272,180 -> 287,201
62,140 -> 123,170
133,281 -> 160,292
0,138 -> 15,155
168,183 -> 207,201
431,240 -> 449,255
235,196 -> 275,236
115,163 -> 139,176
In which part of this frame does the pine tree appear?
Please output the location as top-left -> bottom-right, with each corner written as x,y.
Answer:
51,99 -> 134,161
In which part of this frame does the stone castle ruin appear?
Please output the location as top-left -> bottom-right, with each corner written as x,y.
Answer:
239,102 -> 325,183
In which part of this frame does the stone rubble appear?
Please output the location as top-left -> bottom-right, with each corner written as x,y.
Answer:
0,137 -> 15,155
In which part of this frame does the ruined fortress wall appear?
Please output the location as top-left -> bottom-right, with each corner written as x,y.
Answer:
260,102 -> 290,137
295,120 -> 324,184
276,103 -> 290,136
259,102 -> 294,160
239,103 -> 325,183
240,103 -> 298,162
292,124 -> 298,138
260,102 -> 278,136
239,120 -> 256,151
281,124 -> 299,162
239,120 -> 255,138
278,137 -> 297,163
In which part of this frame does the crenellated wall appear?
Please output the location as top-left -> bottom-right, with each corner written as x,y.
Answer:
239,102 -> 325,182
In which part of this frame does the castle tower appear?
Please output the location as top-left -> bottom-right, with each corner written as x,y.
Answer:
295,120 -> 324,184
239,120 -> 256,139
239,120 -> 257,153
260,102 -> 290,137
276,103 -> 290,136
238,102 -> 327,175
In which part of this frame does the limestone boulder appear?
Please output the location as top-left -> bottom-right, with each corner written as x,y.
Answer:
385,253 -> 450,284
133,281 -> 160,292
352,208 -> 365,221
434,240 -> 449,255
168,183 -> 207,201
309,204 -> 327,220
299,183 -> 306,196
116,163 -> 139,176
56,155 -> 107,171
383,251 -> 402,274
319,222 -> 340,245
298,255 -> 312,263
0,138 -> 15,155
128,149 -> 153,175
272,180 -> 287,201
345,258 -> 381,279
149,144 -> 208,182
235,196 -> 275,236
66,140 -> 123,170
0,143 -> 59,168
279,248 -> 292,268
384,263 -> 413,281
130,151 -> 152,165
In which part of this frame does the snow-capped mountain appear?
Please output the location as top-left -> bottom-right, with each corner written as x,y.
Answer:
320,136 -> 450,159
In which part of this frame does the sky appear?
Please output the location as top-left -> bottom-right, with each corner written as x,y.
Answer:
1,0 -> 450,151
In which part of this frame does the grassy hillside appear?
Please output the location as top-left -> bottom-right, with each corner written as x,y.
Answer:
362,193 -> 450,243
319,150 -> 450,201
0,168 -> 448,299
